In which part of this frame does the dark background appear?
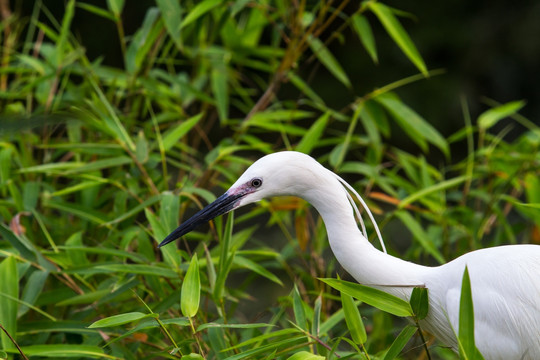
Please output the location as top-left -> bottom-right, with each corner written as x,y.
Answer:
12,0 -> 540,145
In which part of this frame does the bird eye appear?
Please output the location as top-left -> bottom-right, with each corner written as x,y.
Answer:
250,178 -> 263,188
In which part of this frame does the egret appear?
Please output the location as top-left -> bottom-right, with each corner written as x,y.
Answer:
159,151 -> 540,359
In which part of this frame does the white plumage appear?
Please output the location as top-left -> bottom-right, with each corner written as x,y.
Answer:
160,151 -> 540,359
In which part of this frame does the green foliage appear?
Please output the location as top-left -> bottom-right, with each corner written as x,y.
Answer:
0,0 -> 538,359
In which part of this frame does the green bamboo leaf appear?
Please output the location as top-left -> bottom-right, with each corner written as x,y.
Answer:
156,0 -> 183,49
308,36 -> 351,88
394,211 -> 445,264
94,264 -> 178,278
296,112 -> 330,154
287,351 -> 325,360
19,270 -> 49,318
146,208 -> 181,268
196,322 -> 273,331
211,60 -> 229,123
44,200 -> 109,224
478,100 -> 526,129
89,78 -> 136,151
351,14 -> 378,63
57,289 -> 110,306
368,2 -> 427,75
409,287 -> 429,320
63,156 -> 132,174
77,3 -> 116,21
214,213 -> 235,301
311,295 -> 322,336
292,285 -> 307,330
382,325 -> 418,360
319,278 -> 413,317
18,162 -> 83,174
104,317 -> 189,347
162,113 -> 203,151
88,312 -> 150,328
0,256 -> 18,351
233,256 -> 283,286
19,344 -> 105,357
222,328 -> 301,351
458,267 -> 484,360
105,195 -> 161,226
125,7 -> 161,74
288,73 -> 325,105
107,0 -> 125,17
375,92 -> 449,157
50,180 -> 101,197
181,354 -> 204,360
181,0 -> 222,29
181,254 -> 201,318
341,292 -> 367,344
56,0 -> 75,66
222,337 -> 305,360
399,175 -> 469,209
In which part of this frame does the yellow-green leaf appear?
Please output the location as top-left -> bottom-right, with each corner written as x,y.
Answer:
287,351 -> 325,360
341,292 -> 367,344
88,312 -> 151,328
478,100 -> 526,129
368,2 -> 427,75
375,92 -> 449,157
320,278 -> 413,317
162,113 -> 203,151
351,14 -> 378,63
0,256 -> 18,351
181,254 -> 200,318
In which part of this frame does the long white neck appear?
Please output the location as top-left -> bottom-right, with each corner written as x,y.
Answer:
302,168 -> 428,300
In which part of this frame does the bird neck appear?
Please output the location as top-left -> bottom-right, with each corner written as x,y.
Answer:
304,170 -> 427,300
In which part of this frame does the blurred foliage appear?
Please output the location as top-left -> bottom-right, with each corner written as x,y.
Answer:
0,0 -> 539,359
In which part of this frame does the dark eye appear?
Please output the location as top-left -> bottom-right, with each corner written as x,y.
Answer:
250,178 -> 263,188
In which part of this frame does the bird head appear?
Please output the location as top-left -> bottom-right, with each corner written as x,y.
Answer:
158,151 -> 321,247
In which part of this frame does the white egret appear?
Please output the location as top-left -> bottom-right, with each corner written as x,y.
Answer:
159,151 -> 540,359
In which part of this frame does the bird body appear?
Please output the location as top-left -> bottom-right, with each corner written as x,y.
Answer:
160,151 -> 540,359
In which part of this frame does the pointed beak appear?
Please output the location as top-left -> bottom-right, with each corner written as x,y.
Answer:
158,191 -> 246,248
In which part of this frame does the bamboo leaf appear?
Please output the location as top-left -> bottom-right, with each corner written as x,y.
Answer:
211,59 -> 229,123
156,0 -> 183,49
181,254 -> 201,318
292,285 -> 307,330
375,92 -> 449,157
181,0 -> 222,29
296,112 -> 330,154
57,290 -> 111,306
394,211 -> 445,264
308,36 -> 351,88
351,14 -> 378,63
88,312 -> 150,328
458,267 -> 484,360
478,100 -> 526,129
162,113 -> 203,151
56,0 -> 75,66
409,287 -> 429,320
368,2 -> 427,75
399,175 -> 469,209
0,257 -> 18,351
107,0 -> 125,17
19,344 -> 105,357
233,256 -> 283,286
341,292 -> 367,344
320,278 -> 413,317
287,351 -> 325,360
382,325 -> 418,360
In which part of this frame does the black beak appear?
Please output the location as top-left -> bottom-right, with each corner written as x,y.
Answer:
158,191 -> 245,247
